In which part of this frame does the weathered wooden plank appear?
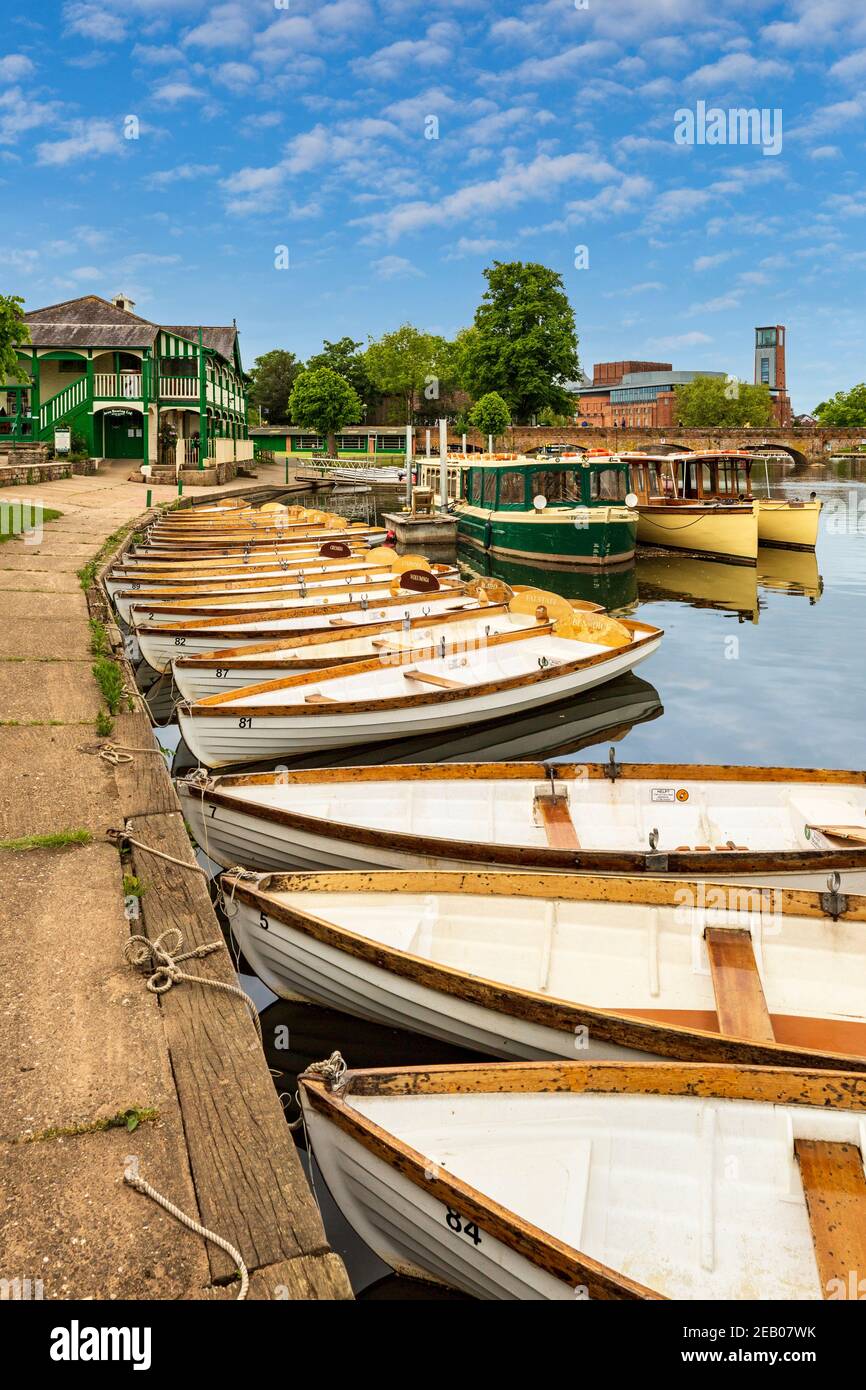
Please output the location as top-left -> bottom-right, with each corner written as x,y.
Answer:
201,1253 -> 353,1301
111,710 -> 179,818
535,795 -> 580,849
125,809 -> 331,1281
705,927 -> 775,1042
795,1139 -> 866,1298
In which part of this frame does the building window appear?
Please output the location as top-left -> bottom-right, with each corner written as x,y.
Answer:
161,358 -> 198,378
338,435 -> 364,450
760,358 -> 770,384
293,434 -> 324,450
58,359 -> 86,374
376,435 -> 402,451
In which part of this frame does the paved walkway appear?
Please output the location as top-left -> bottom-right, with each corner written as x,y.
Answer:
0,463 -> 349,1300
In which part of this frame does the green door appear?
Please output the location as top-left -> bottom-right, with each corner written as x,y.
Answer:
103,411 -> 144,459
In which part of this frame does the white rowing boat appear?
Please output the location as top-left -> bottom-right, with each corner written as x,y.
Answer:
299,1058 -> 866,1299
225,869 -> 866,1068
177,615 -> 662,767
136,588 -> 491,673
179,761 -> 866,889
169,589 -> 600,698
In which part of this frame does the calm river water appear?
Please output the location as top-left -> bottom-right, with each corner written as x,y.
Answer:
142,456 -> 866,1296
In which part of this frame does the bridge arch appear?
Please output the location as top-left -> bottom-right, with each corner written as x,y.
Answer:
739,441 -> 809,468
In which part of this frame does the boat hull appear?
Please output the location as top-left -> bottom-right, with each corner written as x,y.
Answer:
637,504 -> 758,563
756,499 -> 821,550
457,504 -> 638,567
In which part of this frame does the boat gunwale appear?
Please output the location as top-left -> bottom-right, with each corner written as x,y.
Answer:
134,586 -> 470,635
227,870 -> 866,1071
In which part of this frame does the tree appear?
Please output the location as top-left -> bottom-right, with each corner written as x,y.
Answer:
247,349 -> 302,423
469,392 -> 511,444
289,367 -> 361,456
305,337 -> 376,416
0,294 -> 29,383
364,324 -> 453,423
674,376 -> 775,428
813,384 -> 866,427
461,261 -> 580,422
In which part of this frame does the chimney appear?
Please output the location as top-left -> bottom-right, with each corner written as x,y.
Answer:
112,292 -> 136,313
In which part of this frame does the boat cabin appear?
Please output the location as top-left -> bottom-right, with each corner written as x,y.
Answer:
461,457 -> 631,511
628,452 -> 755,505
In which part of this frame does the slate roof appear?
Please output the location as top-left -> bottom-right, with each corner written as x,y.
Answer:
21,297 -> 239,363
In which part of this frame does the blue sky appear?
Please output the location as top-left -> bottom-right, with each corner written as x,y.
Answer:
2,0 -> 866,411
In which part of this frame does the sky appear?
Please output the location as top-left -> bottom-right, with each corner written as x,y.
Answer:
2,0 -> 866,412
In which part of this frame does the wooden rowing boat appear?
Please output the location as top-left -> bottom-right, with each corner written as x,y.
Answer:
224,868 -> 866,1068
756,498 -> 822,550
178,760 -> 866,888
105,540 -> 384,595
136,588 -> 492,673
169,591 -> 602,699
298,1058 -> 866,1299
176,616 -> 662,767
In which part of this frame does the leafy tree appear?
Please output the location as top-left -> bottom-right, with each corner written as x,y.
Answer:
247,349 -> 302,423
674,376 -> 775,428
306,337 -> 376,416
289,367 -> 362,456
813,384 -> 866,427
462,261 -> 580,421
469,392 -> 511,444
364,324 -> 453,423
0,294 -> 29,383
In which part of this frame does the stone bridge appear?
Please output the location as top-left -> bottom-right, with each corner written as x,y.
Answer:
440,425 -> 865,468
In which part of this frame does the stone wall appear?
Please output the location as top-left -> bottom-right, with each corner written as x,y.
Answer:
441,425 -> 866,465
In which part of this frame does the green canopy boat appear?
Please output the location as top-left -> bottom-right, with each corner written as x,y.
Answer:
456,456 -> 638,568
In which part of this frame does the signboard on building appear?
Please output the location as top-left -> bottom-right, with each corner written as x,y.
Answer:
54,426 -> 71,455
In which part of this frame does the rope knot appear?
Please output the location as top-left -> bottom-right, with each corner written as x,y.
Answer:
300,1051 -> 348,1093
123,928 -> 262,1041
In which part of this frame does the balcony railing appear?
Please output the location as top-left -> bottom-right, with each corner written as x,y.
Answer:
159,376 -> 199,399
94,372 -> 143,400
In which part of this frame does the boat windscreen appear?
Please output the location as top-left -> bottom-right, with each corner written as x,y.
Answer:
529,468 -> 582,505
588,466 -> 628,502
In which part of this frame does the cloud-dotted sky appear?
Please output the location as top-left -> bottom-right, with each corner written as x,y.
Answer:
3,0 -> 866,409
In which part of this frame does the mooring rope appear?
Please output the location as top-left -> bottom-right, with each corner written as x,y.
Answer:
108,825 -> 209,878
124,1169 -> 249,1300
123,928 -> 262,1042
99,743 -> 168,766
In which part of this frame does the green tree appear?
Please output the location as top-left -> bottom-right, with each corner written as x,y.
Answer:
813,384 -> 866,426
462,261 -> 580,421
289,367 -> 362,456
364,324 -> 453,423
247,349 -> 302,423
674,376 -> 775,428
306,337 -> 376,416
0,294 -> 29,383
469,391 -> 511,444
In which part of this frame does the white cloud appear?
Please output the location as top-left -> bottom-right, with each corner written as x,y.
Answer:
762,0 -> 866,50
132,44 -> 183,66
828,49 -> 866,84
689,293 -> 741,312
693,252 -> 733,271
153,78 -> 203,105
685,53 -> 790,88
646,331 -> 713,350
372,254 -> 424,279
183,3 -> 251,51
214,62 -> 258,93
510,40 -> 616,84
353,25 -> 456,82
603,282 -> 664,298
445,236 -> 505,259
35,117 -> 123,166
809,144 -> 841,160
146,163 -> 218,189
62,1 -> 127,43
0,54 -> 35,83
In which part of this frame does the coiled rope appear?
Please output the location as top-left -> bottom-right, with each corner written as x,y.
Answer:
123,1169 -> 249,1300
123,928 -> 262,1042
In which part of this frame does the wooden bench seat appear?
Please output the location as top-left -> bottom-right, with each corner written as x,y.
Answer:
534,795 -> 581,850
795,1139 -> 866,1298
705,927 -> 775,1043
403,668 -> 466,690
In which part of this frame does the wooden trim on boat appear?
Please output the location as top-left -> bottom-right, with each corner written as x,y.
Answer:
300,1060 -> 866,1301
135,589 -> 469,635
186,626 -> 663,718
795,1139 -> 866,1298
228,871 -> 866,1070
